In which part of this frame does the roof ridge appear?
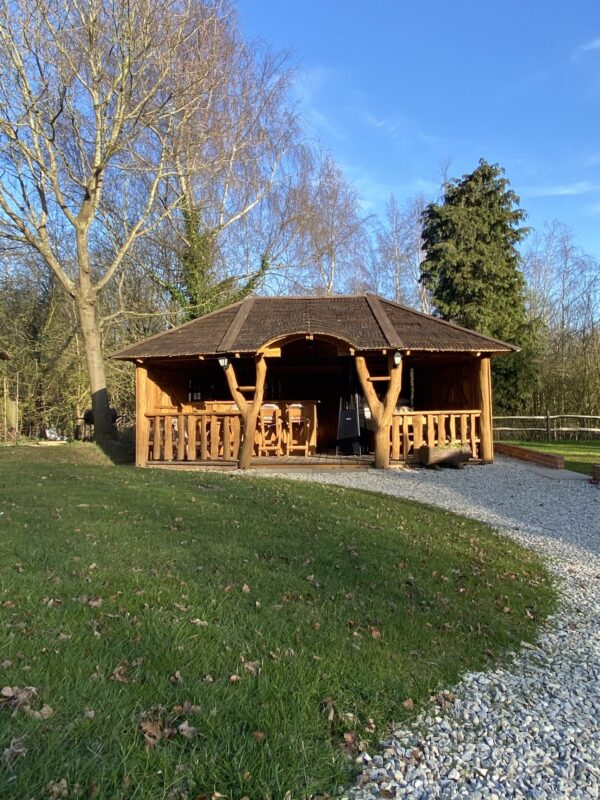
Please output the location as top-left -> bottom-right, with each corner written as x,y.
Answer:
365,294 -> 403,349
217,296 -> 255,352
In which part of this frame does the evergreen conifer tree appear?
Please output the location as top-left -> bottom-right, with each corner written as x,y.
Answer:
420,159 -> 538,412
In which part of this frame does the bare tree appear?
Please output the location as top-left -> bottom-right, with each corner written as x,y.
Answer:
374,194 -> 429,311
523,222 -> 600,413
286,153 -> 369,295
0,0 -> 237,437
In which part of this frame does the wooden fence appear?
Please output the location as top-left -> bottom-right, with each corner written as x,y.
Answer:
493,413 -> 600,442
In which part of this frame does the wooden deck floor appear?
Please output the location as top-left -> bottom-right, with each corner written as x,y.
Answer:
145,453 -> 403,471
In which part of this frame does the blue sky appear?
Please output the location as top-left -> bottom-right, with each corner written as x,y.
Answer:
238,0 -> 600,256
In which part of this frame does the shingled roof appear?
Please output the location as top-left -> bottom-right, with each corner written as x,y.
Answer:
111,294 -> 518,360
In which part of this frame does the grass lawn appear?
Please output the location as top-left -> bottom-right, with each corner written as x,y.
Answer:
0,445 -> 555,799
502,439 -> 600,475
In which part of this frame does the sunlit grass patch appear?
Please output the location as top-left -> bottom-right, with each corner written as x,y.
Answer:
0,445 -> 555,799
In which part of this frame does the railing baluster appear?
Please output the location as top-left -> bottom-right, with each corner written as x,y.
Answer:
210,415 -> 219,460
470,413 -> 478,459
153,415 -> 161,460
163,415 -> 173,461
187,415 -> 197,461
391,416 -> 400,460
177,414 -> 185,460
223,416 -> 231,459
200,417 -> 208,460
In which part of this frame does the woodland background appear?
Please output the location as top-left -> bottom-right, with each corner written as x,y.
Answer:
0,0 -> 598,439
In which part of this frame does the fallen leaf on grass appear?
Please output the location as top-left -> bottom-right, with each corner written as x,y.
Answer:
87,597 -> 103,608
251,730 -> 266,743
26,703 -> 53,720
402,698 -> 414,711
169,670 -> 183,686
202,674 -> 214,684
369,625 -> 382,640
229,674 -> 241,684
2,737 -> 27,765
42,598 -> 62,608
45,778 -> 69,798
110,665 -> 130,684
140,720 -> 161,748
2,600 -> 15,608
177,720 -> 196,739
242,660 -> 260,677
190,618 -> 208,627
241,583 -> 251,593
0,659 -> 12,669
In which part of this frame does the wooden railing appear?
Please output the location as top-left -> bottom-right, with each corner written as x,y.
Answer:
390,410 -> 481,461
147,412 -> 242,463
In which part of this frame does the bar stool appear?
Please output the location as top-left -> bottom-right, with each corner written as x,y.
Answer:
259,404 -> 283,456
285,403 -> 310,456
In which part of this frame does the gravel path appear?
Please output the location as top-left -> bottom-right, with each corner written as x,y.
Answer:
256,458 -> 600,800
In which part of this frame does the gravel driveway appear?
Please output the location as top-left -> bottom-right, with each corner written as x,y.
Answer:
257,457 -> 600,799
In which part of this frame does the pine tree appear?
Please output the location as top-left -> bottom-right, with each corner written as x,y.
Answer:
420,159 -> 537,412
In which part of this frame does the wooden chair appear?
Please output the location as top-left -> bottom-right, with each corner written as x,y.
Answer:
285,403 -> 310,456
258,404 -> 283,456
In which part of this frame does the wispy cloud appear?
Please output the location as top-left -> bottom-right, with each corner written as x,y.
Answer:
571,37 -> 600,61
522,180 -> 600,198
361,111 -> 443,147
292,66 -> 346,141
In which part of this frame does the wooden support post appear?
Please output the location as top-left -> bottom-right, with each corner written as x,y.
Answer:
135,364 -> 150,467
224,354 -> 267,469
355,354 -> 402,469
476,356 -> 493,463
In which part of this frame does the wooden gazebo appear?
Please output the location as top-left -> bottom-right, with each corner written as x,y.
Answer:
112,294 -> 517,469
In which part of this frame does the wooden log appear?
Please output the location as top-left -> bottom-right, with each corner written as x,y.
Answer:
177,414 -> 185,460
163,415 -> 173,461
187,415 -> 197,461
477,356 -> 493,463
135,365 -> 150,467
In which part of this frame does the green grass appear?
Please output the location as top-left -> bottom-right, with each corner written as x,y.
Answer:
0,445 -> 555,799
503,439 -> 600,475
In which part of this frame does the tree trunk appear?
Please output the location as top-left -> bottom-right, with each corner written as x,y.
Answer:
374,426 -> 391,469
77,296 -> 113,441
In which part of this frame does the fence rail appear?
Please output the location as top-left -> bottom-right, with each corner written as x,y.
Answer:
493,413 -> 600,442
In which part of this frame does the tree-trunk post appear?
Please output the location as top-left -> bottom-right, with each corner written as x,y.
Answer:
355,354 -> 403,469
224,354 -> 267,470
477,356 -> 493,463
77,296 -> 114,441
135,363 -> 150,467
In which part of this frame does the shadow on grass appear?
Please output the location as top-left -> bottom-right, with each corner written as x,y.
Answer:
95,435 -> 135,465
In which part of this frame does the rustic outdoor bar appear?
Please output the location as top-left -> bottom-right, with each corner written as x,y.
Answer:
111,294 -> 517,469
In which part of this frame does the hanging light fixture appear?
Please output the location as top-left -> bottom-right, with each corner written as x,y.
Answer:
218,357 -> 229,369
393,351 -> 402,366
